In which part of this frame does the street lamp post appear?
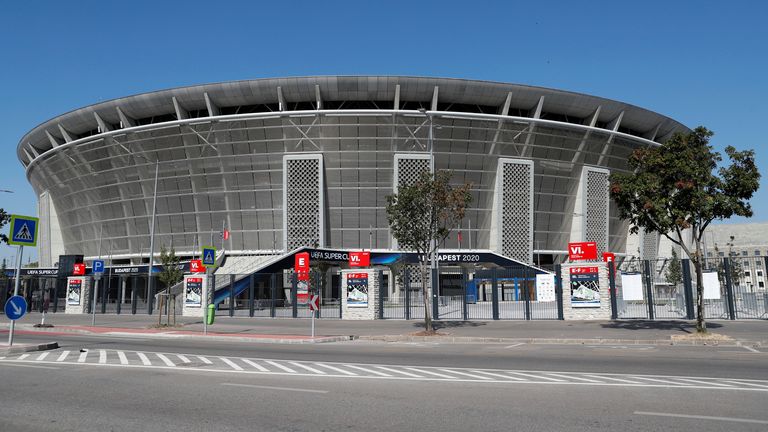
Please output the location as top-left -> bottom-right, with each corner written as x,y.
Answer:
418,109 -> 440,309
147,160 -> 160,313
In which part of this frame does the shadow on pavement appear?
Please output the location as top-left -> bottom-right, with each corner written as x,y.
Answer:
410,321 -> 488,330
600,320 -> 722,334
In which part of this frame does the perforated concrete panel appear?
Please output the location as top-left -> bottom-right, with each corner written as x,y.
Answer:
496,158 -> 534,263
583,167 -> 610,255
283,154 -> 324,250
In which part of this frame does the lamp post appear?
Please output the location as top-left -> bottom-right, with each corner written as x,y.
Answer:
418,108 -> 440,308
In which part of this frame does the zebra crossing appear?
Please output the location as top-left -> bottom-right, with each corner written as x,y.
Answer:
2,349 -> 768,392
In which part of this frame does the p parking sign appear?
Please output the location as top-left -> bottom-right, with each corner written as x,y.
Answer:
8,215 -> 39,247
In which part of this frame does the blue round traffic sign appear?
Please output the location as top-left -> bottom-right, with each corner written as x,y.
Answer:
5,295 -> 27,321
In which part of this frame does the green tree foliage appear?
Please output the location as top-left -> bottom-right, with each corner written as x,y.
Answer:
157,245 -> 183,325
0,208 -> 9,244
665,248 -> 683,290
611,127 -> 759,333
386,171 -> 472,332
158,245 -> 183,288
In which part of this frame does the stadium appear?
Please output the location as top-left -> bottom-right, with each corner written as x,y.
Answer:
14,76 -> 690,318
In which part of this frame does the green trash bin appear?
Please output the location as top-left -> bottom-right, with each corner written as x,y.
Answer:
207,304 -> 215,325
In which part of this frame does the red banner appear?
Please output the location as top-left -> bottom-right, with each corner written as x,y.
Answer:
348,251 -> 370,267
568,242 -> 598,261
73,263 -> 85,276
602,252 -> 615,263
190,260 -> 205,273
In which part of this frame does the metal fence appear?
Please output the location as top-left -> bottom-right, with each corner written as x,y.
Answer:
613,256 -> 768,320
381,266 -> 563,321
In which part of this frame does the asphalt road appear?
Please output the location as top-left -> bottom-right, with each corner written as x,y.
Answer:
1,333 -> 767,431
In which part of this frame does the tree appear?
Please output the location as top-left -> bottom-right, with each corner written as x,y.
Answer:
665,248 -> 683,291
386,171 -> 472,332
611,127 -> 759,333
157,245 -> 183,325
0,208 -> 9,244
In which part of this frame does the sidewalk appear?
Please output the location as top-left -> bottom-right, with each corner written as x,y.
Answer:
3,312 -> 767,347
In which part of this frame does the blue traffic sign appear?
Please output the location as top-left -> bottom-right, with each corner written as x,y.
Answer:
8,215 -> 39,247
93,259 -> 105,274
202,246 -> 217,266
5,296 -> 27,321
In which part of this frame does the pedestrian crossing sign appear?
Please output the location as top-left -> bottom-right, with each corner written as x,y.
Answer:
8,215 -> 39,246
202,246 -> 217,266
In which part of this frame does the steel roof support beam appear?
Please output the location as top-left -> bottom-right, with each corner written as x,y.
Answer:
521,96 -> 544,157
204,92 -> 220,117
431,86 -> 439,111
57,124 -> 74,143
94,112 -> 112,133
172,97 -> 189,120
645,122 -> 662,142
598,111 -> 624,165
45,130 -> 61,149
489,92 -> 513,155
571,106 -> 601,164
315,85 -> 322,110
277,86 -> 286,111
116,107 -> 135,129
394,84 -> 401,110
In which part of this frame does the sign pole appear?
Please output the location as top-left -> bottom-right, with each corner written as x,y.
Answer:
91,278 -> 99,326
8,245 -> 23,346
203,268 -> 209,336
311,309 -> 315,338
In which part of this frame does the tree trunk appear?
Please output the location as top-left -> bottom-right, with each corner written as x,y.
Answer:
420,260 -> 433,332
692,257 -> 707,334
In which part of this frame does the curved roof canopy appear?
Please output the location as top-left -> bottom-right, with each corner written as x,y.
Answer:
17,76 -> 689,165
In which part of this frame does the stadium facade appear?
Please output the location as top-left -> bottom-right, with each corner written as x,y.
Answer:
18,76 -> 689,268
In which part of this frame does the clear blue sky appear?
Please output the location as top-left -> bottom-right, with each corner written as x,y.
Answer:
1,0 -> 767,264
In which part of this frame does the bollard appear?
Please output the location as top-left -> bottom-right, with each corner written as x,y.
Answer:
207,304 -> 215,325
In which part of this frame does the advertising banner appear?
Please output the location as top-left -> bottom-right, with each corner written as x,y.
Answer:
620,273 -> 644,301
702,271 -> 721,300
185,277 -> 203,307
297,280 -> 310,304
568,242 -> 598,261
348,251 -> 370,267
570,269 -> 600,308
67,278 -> 83,305
346,272 -> 369,308
535,274 -> 556,302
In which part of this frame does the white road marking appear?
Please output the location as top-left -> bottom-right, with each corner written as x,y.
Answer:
155,353 -> 175,367
405,368 -> 455,379
290,362 -> 326,375
197,356 -> 212,365
439,369 -> 492,380
36,352 -> 50,361
265,360 -> 296,374
634,411 -> 768,425
742,346 -> 760,353
221,383 -> 328,394
176,354 -> 191,363
136,352 -> 152,366
510,371 -> 564,382
547,373 -> 601,383
471,370 -> 527,381
0,363 -> 59,370
675,378 -> 734,388
98,350 -> 107,364
241,359 -> 269,372
56,351 -> 70,362
722,380 -> 768,389
117,351 -> 128,365
345,364 -> 392,377
17,354 -> 29,360
77,351 -> 87,363
314,363 -> 357,376
220,357 -> 244,371
584,374 -> 640,384
631,376 -> 690,386
375,366 -> 423,378
504,343 -> 525,349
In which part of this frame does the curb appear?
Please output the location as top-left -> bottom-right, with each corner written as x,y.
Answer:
0,342 -> 59,355
8,324 -> 354,345
357,335 -> 764,347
